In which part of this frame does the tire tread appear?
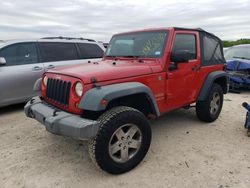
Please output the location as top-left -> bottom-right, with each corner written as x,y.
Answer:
88,106 -> 147,173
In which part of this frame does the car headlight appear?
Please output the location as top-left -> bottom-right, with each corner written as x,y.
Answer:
75,82 -> 83,97
43,76 -> 48,86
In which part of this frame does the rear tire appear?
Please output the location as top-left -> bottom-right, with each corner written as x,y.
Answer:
196,83 -> 223,122
88,106 -> 151,174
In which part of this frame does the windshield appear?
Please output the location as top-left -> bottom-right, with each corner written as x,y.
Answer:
105,31 -> 168,58
0,41 -> 5,48
224,46 -> 250,60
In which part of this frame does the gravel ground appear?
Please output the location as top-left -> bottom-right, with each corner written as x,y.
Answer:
0,92 -> 250,188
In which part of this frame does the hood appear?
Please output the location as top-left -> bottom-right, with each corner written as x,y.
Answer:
226,59 -> 250,71
48,60 -> 155,84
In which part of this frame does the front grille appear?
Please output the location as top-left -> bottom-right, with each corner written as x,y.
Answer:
46,78 -> 71,106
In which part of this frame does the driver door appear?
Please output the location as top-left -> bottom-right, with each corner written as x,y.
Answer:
166,31 -> 201,109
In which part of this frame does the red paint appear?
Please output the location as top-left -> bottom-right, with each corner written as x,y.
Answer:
40,27 -> 224,116
41,73 -> 83,114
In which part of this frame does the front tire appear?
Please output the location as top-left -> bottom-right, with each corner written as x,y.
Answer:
196,83 -> 224,122
88,106 -> 151,174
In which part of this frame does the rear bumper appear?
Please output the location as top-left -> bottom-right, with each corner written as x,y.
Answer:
24,97 -> 99,140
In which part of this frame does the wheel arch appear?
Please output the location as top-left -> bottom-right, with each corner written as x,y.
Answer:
198,71 -> 228,101
106,93 -> 157,117
79,82 -> 160,117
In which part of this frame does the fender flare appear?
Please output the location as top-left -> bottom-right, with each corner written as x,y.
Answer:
79,82 -> 160,116
198,71 -> 228,101
33,78 -> 42,92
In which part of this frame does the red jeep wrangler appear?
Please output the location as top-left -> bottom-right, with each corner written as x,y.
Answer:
25,27 -> 228,174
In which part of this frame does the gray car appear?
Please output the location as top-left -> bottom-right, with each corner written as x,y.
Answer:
0,37 -> 105,107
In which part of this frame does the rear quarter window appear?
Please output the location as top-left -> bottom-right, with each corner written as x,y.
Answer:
78,43 -> 104,59
39,42 -> 78,62
201,34 -> 224,66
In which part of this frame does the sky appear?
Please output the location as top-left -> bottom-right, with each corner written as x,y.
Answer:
0,0 -> 249,42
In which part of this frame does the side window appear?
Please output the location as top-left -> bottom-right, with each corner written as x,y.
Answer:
203,35 -> 223,63
0,43 -> 38,66
78,43 -> 104,59
172,34 -> 197,60
39,42 -> 78,62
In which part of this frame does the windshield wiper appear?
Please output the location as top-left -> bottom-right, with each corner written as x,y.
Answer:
233,56 -> 250,60
106,55 -> 142,58
120,55 -> 141,58
105,55 -> 117,58
105,55 -> 145,63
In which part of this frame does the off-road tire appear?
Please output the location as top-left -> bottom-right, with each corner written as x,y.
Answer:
88,106 -> 151,174
196,83 -> 223,122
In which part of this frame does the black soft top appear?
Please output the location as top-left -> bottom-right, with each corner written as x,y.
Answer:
173,27 -> 225,66
173,27 -> 222,42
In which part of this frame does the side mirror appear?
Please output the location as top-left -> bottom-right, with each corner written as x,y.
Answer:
0,57 -> 6,65
170,50 -> 192,63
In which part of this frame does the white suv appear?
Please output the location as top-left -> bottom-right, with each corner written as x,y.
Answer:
0,37 -> 105,107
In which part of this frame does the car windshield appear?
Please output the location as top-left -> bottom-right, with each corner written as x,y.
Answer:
105,31 -> 168,58
224,46 -> 250,60
0,41 -> 5,48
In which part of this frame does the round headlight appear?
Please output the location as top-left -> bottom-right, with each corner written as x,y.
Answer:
43,76 -> 48,86
75,82 -> 83,97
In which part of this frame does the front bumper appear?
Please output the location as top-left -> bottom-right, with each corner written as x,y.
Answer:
24,97 -> 99,140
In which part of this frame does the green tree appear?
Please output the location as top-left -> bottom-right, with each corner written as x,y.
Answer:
223,39 -> 250,47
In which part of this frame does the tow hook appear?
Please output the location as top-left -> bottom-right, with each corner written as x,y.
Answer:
53,110 -> 59,117
28,109 -> 35,118
30,98 -> 35,104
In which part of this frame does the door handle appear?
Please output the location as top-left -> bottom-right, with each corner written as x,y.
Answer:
46,65 -> 55,69
192,65 -> 201,71
32,66 -> 43,71
166,72 -> 174,79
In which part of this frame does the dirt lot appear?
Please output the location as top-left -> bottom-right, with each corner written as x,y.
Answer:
0,92 -> 250,188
